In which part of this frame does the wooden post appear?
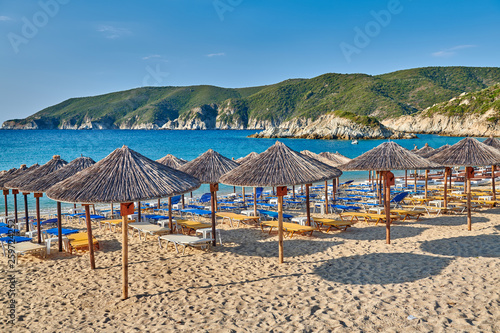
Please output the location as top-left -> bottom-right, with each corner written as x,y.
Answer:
306,184 -> 311,225
210,183 -> 218,246
292,185 -> 295,199
13,190 -> 18,227
242,187 -> 245,205
368,170 -> 371,184
384,171 -> 393,245
138,201 -> 141,222
405,170 -> 408,187
378,172 -> 383,205
158,198 -> 161,211
443,168 -> 449,209
168,197 -> 173,232
414,169 -> 417,191
233,186 -> 236,194
424,170 -> 429,199
332,179 -> 337,201
83,204 -> 96,270
35,193 -> 42,244
120,202 -> 133,300
3,190 -> 8,216
181,194 -> 185,209
466,167 -> 472,231
492,165 -> 496,201
277,190 -> 285,264
111,203 -> 114,218
324,181 -> 329,214
23,193 -> 29,233
57,201 -> 63,252
449,168 -> 452,192
253,187 -> 257,217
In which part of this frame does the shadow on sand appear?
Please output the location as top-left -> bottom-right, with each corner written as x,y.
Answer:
333,225 -> 427,241
314,252 -> 453,284
416,215 -> 490,227
420,234 -> 500,258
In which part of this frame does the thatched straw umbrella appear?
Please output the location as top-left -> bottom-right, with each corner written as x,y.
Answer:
179,149 -> 238,246
220,141 -> 342,263
236,152 -> 259,165
5,157 -> 67,243
156,154 -> 189,213
0,164 -> 40,229
429,137 -> 500,230
21,157 -> 96,251
320,151 -> 356,196
0,167 -> 20,217
236,152 -> 261,203
47,146 -> 200,300
482,136 -> 500,200
341,142 -> 440,244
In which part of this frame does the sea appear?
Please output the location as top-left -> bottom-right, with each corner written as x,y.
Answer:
0,129 -> 472,213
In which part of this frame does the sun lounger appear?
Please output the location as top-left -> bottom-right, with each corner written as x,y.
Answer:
313,218 -> 355,232
66,232 -> 99,254
257,209 -> 294,220
158,234 -> 212,254
260,221 -> 315,238
127,222 -> 170,240
389,209 -> 424,221
216,212 -> 260,227
175,220 -> 212,234
9,242 -> 46,263
340,212 -> 399,225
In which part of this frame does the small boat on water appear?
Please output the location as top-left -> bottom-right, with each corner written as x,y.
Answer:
351,140 -> 358,145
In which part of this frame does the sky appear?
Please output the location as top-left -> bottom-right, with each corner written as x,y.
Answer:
0,0 -> 499,124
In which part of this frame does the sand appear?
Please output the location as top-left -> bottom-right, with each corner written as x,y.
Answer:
1,206 -> 499,332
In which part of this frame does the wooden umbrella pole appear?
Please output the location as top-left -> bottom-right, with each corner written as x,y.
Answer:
3,191 -> 8,216
443,168 -> 449,209
368,170 -> 371,184
242,187 -> 245,205
405,170 -> 408,187
111,203 -> 114,218
23,193 -> 29,233
384,171 -> 391,245
332,179 -> 337,201
35,194 -> 42,244
120,204 -> 130,300
168,197 -> 173,232
158,198 -> 161,210
84,204 -> 96,270
378,172 -> 383,205
137,201 -> 141,222
57,201 -> 63,252
182,194 -> 185,209
278,195 -> 284,264
306,184 -> 311,226
292,185 -> 295,199
210,183 -> 218,246
414,169 -> 417,191
233,186 -> 236,194
253,187 -> 257,217
13,190 -> 18,226
492,165 -> 496,201
424,170 -> 429,199
466,167 -> 472,231
449,168 -> 452,192
324,180 -> 329,214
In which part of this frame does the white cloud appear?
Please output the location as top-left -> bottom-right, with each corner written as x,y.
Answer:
206,52 -> 226,57
97,25 -> 131,39
432,44 -> 477,57
0,16 -> 13,21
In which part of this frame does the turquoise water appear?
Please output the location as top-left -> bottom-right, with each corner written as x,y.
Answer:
0,130 -> 472,213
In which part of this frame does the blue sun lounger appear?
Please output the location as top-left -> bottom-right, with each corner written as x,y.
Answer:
257,209 -> 294,220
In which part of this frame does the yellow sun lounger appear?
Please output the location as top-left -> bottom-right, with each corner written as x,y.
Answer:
216,212 -> 260,227
175,220 -> 212,234
312,218 -> 355,232
389,209 -> 424,221
66,232 -> 99,254
260,221 -> 315,238
340,212 -> 399,225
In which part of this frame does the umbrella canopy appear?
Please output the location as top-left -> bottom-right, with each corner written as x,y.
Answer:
156,154 -> 187,169
0,164 -> 39,190
179,149 -> 239,184
319,152 -> 352,166
429,138 -> 500,167
221,142 -> 342,187
415,143 -> 434,157
5,156 -> 68,191
300,150 -> 341,167
419,144 -> 450,159
236,152 -> 259,165
16,157 -> 96,193
482,136 -> 500,150
340,142 -> 440,171
47,146 -> 200,204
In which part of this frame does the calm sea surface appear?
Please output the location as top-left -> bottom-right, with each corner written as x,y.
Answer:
0,130 -> 473,212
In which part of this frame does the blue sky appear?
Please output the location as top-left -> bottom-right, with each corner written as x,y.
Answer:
0,0 -> 499,123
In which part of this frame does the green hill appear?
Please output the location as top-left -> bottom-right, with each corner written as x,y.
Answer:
4,66 -> 500,129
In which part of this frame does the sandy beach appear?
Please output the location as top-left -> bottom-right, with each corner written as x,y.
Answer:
1,204 -> 499,332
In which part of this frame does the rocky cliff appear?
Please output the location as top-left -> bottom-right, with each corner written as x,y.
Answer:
249,113 -> 415,140
383,84 -> 500,137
